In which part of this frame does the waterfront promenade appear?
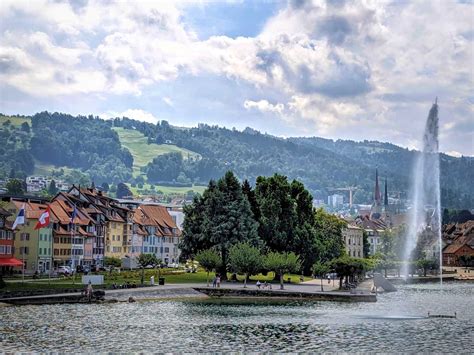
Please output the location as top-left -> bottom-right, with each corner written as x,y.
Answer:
0,280 -> 376,305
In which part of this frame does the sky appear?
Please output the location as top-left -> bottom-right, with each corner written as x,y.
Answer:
0,0 -> 473,156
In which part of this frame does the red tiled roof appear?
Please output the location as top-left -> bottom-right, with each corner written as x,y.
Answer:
137,205 -> 178,234
443,243 -> 474,254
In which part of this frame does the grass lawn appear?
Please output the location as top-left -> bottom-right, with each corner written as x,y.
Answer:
0,115 -> 31,127
112,127 -> 201,177
1,270 -> 311,292
127,183 -> 207,196
33,159 -> 76,176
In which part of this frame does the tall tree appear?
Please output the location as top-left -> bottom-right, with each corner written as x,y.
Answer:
48,180 -> 58,195
180,171 -> 259,280
241,179 -> 260,220
255,174 -> 296,252
312,208 -> 345,263
116,182 -> 133,198
101,182 -> 110,192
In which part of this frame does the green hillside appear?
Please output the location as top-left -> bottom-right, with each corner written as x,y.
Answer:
0,115 -> 30,127
0,112 -> 472,208
112,127 -> 201,177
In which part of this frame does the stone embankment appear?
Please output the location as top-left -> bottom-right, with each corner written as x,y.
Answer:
194,287 -> 376,302
1,282 -> 377,305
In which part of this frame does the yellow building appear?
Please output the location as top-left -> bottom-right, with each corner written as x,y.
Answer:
105,211 -> 126,259
6,199 -> 51,275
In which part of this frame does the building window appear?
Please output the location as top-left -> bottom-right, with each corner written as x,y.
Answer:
117,235 -> 120,241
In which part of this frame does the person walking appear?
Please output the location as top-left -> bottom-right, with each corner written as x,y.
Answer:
86,280 -> 93,302
212,276 -> 217,288
216,275 -> 221,288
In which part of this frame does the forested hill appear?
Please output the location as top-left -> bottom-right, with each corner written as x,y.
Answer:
0,112 -> 472,209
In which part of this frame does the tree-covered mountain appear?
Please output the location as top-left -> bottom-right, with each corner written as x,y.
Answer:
0,112 -> 472,209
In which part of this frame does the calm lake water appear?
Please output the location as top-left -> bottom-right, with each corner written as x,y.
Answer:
1,282 -> 473,353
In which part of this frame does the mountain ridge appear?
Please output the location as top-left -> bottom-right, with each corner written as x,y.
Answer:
0,112 -> 472,208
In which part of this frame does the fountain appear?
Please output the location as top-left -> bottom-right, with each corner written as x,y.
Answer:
403,98 -> 442,284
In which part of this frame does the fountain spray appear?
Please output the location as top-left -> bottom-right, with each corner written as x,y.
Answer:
403,99 -> 442,285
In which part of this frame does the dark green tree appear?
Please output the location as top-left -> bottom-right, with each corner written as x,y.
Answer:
20,122 -> 30,133
180,171 -> 259,280
241,179 -> 260,220
101,182 -> 110,192
6,179 -> 25,195
362,230 -> 370,257
48,180 -> 58,195
255,174 -> 296,252
116,182 -> 133,198
312,208 -> 345,263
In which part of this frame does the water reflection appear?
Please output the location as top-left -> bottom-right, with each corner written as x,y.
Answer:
1,282 -> 473,352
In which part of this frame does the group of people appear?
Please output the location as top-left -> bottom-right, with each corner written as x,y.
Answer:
111,282 -> 138,289
255,281 -> 272,290
211,275 -> 221,288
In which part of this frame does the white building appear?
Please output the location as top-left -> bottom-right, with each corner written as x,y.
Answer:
327,194 -> 344,208
342,224 -> 364,258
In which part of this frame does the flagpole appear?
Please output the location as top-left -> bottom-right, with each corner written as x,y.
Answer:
21,224 -> 25,283
71,222 -> 75,285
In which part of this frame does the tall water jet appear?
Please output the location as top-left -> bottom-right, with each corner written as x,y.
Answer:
403,99 -> 442,284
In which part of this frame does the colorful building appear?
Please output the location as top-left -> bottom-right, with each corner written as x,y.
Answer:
136,204 -> 181,264
0,206 -> 21,275
4,199 -> 52,275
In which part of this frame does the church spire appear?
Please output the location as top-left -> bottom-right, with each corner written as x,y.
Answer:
374,169 -> 381,205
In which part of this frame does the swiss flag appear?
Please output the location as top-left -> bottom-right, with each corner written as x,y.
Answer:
34,206 -> 50,230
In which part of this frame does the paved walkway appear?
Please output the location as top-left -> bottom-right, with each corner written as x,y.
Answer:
1,280 -> 372,303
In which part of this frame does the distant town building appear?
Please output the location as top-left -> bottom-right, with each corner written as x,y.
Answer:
355,215 -> 388,255
342,223 -> 364,258
442,221 -> 474,266
0,206 -> 21,275
327,194 -> 344,208
26,176 -> 69,193
312,199 -> 325,208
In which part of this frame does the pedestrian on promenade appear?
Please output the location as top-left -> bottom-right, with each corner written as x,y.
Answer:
212,276 -> 217,288
86,281 -> 93,302
256,280 -> 261,289
216,275 -> 221,288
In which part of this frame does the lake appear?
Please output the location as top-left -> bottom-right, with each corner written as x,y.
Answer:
1,282 -> 473,352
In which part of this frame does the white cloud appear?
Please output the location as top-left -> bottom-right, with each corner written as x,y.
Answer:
117,109 -> 159,124
162,97 -> 174,107
445,151 -> 463,158
0,0 -> 472,154
244,99 -> 284,114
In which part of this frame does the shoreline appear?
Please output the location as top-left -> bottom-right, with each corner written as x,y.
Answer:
0,283 -> 377,305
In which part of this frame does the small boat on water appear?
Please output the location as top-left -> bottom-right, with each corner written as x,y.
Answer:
428,312 -> 456,319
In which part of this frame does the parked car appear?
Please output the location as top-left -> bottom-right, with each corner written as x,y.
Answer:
57,266 -> 72,276
167,262 -> 179,268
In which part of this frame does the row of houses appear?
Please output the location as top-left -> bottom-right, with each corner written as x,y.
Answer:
442,221 -> 474,266
0,186 -> 182,275
26,176 -> 69,193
